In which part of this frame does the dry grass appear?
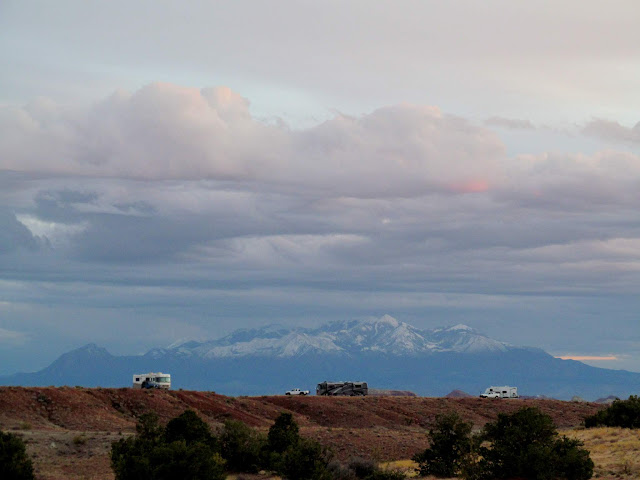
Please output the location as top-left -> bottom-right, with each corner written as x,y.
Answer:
380,459 -> 420,477
562,427 -> 640,479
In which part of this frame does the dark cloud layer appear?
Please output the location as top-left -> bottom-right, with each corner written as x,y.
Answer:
0,210 -> 41,254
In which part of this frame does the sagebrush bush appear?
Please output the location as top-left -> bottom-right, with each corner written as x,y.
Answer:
219,418 -> 266,473
413,407 -> 593,480
585,395 -> 640,429
0,430 -> 35,480
481,407 -> 593,480
412,411 -> 474,478
111,410 -> 225,480
112,410 -> 342,480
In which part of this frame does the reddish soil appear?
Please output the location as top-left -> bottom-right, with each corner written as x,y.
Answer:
0,386 -> 604,480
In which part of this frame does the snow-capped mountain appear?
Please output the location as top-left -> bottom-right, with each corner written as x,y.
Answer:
4,314 -> 640,401
149,314 -> 509,359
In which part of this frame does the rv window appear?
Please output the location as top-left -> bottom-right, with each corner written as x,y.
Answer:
135,378 -> 140,381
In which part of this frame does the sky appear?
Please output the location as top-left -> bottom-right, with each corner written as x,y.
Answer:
1,0 -> 640,375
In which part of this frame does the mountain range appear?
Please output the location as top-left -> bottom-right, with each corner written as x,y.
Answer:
149,315 -> 509,359
2,315 -> 639,400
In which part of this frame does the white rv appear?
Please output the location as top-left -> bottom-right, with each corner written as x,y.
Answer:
480,386 -> 518,398
132,372 -> 171,389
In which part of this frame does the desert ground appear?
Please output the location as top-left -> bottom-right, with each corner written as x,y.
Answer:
1,386 -> 636,479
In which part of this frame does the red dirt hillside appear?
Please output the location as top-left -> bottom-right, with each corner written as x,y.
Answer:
0,386 -> 604,480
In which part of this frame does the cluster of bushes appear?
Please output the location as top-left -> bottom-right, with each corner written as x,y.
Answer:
111,410 -> 403,480
584,395 -> 640,428
0,430 -> 35,480
412,407 -> 594,480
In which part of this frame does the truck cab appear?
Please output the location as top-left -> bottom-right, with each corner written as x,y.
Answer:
285,388 -> 309,395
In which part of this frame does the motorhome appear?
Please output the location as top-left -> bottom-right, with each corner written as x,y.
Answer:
480,386 -> 518,398
316,381 -> 368,396
132,372 -> 171,389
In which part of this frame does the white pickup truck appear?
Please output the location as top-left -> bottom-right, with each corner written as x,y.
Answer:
285,388 -> 309,395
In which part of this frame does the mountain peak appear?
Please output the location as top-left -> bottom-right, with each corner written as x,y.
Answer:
158,315 -> 509,359
373,314 -> 400,328
75,343 -> 112,357
446,324 -> 474,332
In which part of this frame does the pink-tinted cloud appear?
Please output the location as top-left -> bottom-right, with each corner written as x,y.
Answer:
557,355 -> 618,361
447,180 -> 490,194
0,83 -> 505,197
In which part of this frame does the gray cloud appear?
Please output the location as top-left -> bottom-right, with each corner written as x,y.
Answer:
1,84 -> 640,372
582,119 -> 640,145
485,117 -> 536,130
3,85 -> 640,277
0,210 -> 42,254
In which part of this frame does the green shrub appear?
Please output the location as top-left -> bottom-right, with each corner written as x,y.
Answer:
584,395 -> 640,428
111,411 -> 225,480
135,412 -> 163,441
552,436 -> 595,480
349,457 -> 377,478
149,441 -> 226,480
412,408 -> 593,480
263,412 -> 339,480
112,409 -> 341,480
412,411 -> 474,478
268,412 -> 300,453
0,430 -> 35,480
219,419 -> 266,473
164,410 -> 216,447
480,407 -> 593,480
280,437 -> 332,480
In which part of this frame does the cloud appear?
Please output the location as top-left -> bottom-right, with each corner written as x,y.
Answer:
582,119 -> 640,145
0,83 -> 505,198
485,117 -> 536,130
0,327 -> 28,345
2,84 -> 640,271
0,210 -> 42,254
6,83 -> 640,212
557,355 -> 617,361
2,84 -> 640,371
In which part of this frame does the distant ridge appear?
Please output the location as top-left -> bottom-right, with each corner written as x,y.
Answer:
445,389 -> 474,398
2,315 -> 640,401
595,395 -> 620,404
369,389 -> 417,397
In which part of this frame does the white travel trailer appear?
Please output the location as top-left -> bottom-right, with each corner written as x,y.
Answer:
480,386 -> 518,398
132,372 -> 171,389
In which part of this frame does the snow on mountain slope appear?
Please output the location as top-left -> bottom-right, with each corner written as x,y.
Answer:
429,324 -> 508,353
156,315 -> 509,358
